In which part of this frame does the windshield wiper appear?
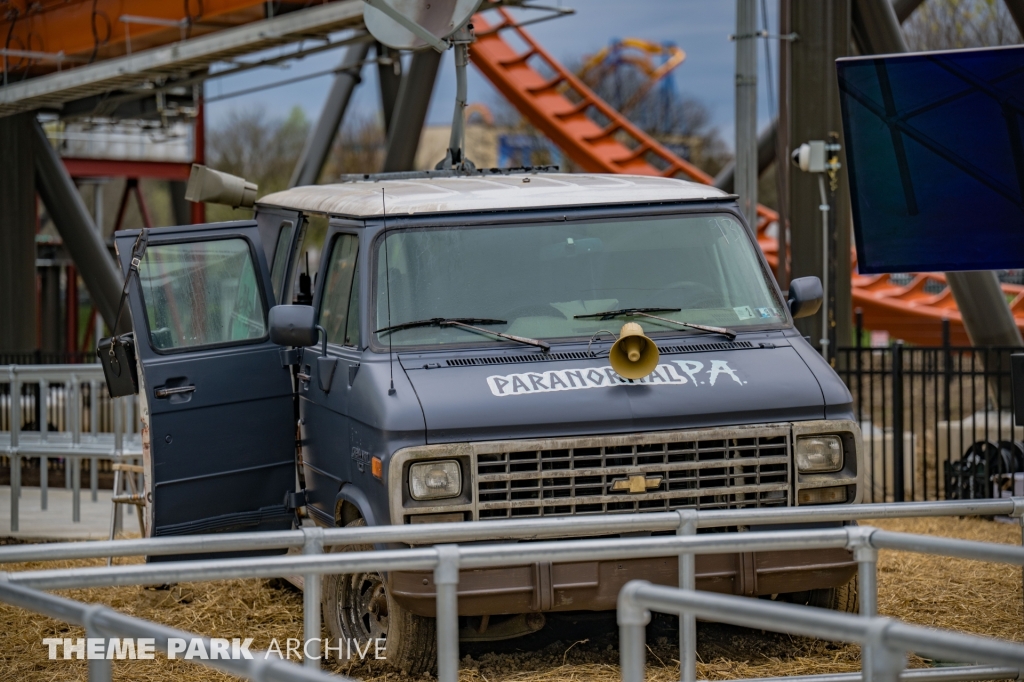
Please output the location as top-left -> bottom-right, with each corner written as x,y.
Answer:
374,317 -> 550,352
574,307 -> 736,340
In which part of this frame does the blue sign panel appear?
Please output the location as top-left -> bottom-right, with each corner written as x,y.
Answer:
837,45 -> 1024,273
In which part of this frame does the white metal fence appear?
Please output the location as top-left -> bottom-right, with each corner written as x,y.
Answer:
1,499 -> 1022,682
1,365 -> 143,531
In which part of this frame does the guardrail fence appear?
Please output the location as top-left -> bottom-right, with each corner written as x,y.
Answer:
837,321 -> 1021,504
1,498 -> 1022,682
1,365 -> 143,531
7,337 -> 1024,510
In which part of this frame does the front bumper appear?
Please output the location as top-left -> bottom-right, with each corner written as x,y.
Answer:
389,547 -> 857,617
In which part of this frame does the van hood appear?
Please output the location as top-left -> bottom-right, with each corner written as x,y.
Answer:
400,342 -> 825,443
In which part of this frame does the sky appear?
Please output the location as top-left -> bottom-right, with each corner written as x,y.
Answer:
203,1 -> 782,151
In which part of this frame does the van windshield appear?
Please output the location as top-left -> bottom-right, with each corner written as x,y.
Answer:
373,213 -> 785,348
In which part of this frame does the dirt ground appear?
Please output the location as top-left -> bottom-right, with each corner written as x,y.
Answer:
0,515 -> 1020,681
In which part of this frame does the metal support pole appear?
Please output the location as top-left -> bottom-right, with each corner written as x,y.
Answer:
376,42 -> 402,135
735,0 -> 759,224
713,120 -> 778,194
789,0 -> 851,358
677,509 -> 698,682
83,605 -> 113,682
443,36 -> 471,169
818,175 -> 831,363
40,380 -> 48,443
302,526 -> 325,668
90,379 -> 98,503
106,466 -> 123,564
893,341 -> 905,502
434,544 -> 461,682
1012,498 -> 1024,617
72,457 -> 81,524
113,399 -> 124,537
0,112 -> 38,356
382,49 -> 442,172
113,396 -> 124,455
10,368 -> 19,533
39,379 -> 49,510
855,544 -> 879,618
863,620 -> 907,682
71,377 -> 81,522
10,452 -> 19,533
40,453 -> 47,510
618,582 -> 651,682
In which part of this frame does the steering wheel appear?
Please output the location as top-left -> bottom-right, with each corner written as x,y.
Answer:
503,303 -> 565,320
648,281 -> 722,309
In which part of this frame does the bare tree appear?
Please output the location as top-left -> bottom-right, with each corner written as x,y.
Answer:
209,106 -> 309,192
321,115 -> 386,180
903,0 -> 1021,50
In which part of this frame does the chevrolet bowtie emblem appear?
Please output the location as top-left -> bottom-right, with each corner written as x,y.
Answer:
611,474 -> 663,494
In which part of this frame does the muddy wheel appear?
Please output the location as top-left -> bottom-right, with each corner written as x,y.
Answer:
321,518 -> 437,673
780,573 -> 859,613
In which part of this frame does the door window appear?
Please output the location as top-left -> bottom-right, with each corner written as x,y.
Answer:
139,238 -> 267,351
269,220 -> 295,304
319,234 -> 360,346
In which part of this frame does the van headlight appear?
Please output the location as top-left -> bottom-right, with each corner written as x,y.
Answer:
795,436 -> 843,473
409,460 -> 462,500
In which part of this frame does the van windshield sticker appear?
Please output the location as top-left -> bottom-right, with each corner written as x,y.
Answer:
485,359 -> 745,397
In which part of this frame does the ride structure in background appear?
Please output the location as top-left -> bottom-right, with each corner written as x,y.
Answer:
577,37 -> 687,118
467,6 -> 1024,346
4,0 -> 1022,347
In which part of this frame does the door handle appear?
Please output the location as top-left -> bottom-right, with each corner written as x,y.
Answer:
155,385 -> 196,399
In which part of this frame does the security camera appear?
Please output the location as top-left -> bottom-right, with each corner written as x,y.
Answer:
792,141 -> 841,174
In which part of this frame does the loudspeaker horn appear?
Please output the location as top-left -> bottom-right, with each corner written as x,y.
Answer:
608,322 -> 660,380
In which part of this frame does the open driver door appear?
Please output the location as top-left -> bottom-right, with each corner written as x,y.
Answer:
114,221 -> 300,555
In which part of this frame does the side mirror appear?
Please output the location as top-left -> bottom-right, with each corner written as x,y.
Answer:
269,305 -> 318,347
788,276 -> 823,319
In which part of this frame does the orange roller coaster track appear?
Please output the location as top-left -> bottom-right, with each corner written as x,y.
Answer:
470,6 -> 1024,346
7,1 -> 1022,346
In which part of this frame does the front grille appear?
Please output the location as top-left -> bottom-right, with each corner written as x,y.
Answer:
475,432 -> 791,519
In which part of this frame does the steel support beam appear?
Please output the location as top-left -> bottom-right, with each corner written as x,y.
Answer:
789,0 -> 852,356
713,120 -> 778,193
892,0 -> 927,23
32,120 -> 125,333
0,1 -> 364,118
1005,0 -> 1024,35
169,181 -> 190,226
0,113 -> 38,353
377,42 -> 403,135
63,158 -> 191,181
382,49 -> 442,172
289,39 -> 372,188
851,0 -> 1023,352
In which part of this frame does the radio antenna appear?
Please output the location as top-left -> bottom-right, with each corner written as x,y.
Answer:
382,189 -> 396,396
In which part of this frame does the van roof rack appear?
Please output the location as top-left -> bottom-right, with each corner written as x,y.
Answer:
337,166 -> 561,183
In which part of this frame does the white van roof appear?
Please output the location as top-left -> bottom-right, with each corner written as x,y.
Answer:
256,173 -> 730,218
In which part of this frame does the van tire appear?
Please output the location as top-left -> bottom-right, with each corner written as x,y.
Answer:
321,519 -> 437,674
781,574 -> 859,613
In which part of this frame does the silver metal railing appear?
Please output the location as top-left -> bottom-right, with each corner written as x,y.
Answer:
618,581 -> 1024,682
1,365 -> 144,531
1,498 -> 1023,682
